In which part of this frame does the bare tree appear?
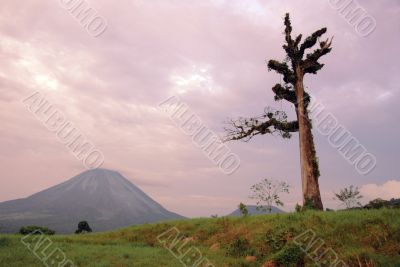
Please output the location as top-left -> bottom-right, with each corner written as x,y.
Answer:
334,185 -> 363,209
225,13 -> 333,210
250,178 -> 290,213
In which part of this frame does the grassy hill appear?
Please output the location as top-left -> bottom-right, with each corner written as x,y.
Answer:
1,209 -> 399,267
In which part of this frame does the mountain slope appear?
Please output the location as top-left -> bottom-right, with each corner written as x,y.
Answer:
227,205 -> 285,216
0,169 -> 184,233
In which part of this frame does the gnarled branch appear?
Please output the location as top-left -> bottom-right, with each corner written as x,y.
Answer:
271,84 -> 311,109
272,84 -> 296,104
268,60 -> 296,84
224,109 -> 299,142
301,37 -> 333,74
294,34 -> 302,47
306,37 -> 333,61
302,61 -> 325,74
282,13 -> 298,59
299,28 -> 327,57
284,13 -> 293,46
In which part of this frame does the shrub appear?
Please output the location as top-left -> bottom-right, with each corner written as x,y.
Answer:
265,229 -> 289,252
226,237 -> 254,257
75,221 -> 92,234
19,226 -> 55,235
364,198 -> 388,209
273,244 -> 305,266
0,237 -> 11,247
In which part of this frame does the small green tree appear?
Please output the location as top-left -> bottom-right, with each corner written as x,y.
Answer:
250,178 -> 290,213
238,202 -> 249,216
75,221 -> 92,234
334,185 -> 363,209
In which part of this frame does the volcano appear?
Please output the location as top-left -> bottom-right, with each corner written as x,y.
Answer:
0,169 -> 183,233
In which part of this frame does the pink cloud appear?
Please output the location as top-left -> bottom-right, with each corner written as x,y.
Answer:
360,180 -> 400,201
0,0 -> 399,217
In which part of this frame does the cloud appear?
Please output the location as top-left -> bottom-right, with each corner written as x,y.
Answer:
360,180 -> 400,201
0,0 -> 399,217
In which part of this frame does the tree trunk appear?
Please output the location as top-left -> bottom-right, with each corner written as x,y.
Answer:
295,66 -> 323,210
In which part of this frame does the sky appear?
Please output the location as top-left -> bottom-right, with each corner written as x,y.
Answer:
0,0 -> 399,217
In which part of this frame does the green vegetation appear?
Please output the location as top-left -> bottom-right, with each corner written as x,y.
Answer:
365,198 -> 400,209
239,203 -> 249,217
75,221 -> 93,234
18,225 -> 55,235
1,209 -> 400,266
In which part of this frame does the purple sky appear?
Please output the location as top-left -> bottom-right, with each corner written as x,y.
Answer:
0,0 -> 399,217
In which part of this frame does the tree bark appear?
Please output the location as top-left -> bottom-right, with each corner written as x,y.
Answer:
295,66 -> 323,210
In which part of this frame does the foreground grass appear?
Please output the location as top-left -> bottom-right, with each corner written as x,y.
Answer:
1,209 -> 400,266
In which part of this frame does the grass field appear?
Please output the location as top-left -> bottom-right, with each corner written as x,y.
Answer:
1,209 -> 400,267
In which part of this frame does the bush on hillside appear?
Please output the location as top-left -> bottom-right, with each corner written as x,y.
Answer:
264,229 -> 291,253
226,237 -> 254,257
75,221 -> 92,234
272,244 -> 305,267
19,226 -> 55,235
